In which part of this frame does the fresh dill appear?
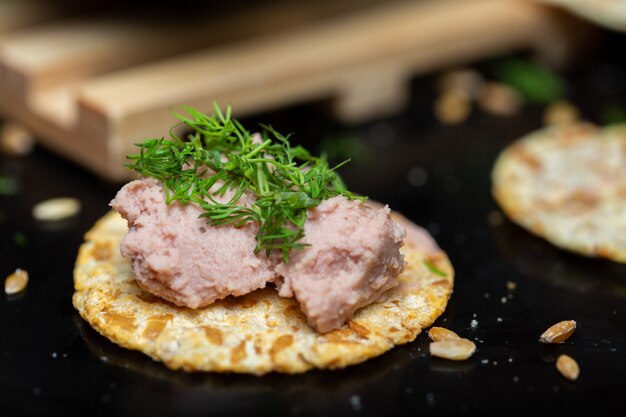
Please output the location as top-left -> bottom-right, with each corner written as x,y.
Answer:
493,57 -> 565,105
13,231 -> 27,247
125,103 -> 362,262
0,175 -> 18,196
423,260 -> 447,277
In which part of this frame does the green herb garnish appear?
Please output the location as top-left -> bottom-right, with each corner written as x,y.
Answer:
601,104 -> 626,125
0,175 -> 18,195
13,231 -> 27,247
494,57 -> 565,105
423,260 -> 447,277
125,104 -> 362,262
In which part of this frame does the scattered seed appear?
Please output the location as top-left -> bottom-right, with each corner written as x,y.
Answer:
5,268 -> 29,294
429,338 -> 476,361
434,90 -> 471,125
478,82 -> 523,116
556,354 -> 580,381
470,319 -> 478,328
544,100 -> 579,126
437,69 -> 484,99
428,327 -> 460,342
539,320 -> 576,344
506,281 -> 517,291
0,122 -> 34,156
487,210 -> 504,226
32,197 -> 81,221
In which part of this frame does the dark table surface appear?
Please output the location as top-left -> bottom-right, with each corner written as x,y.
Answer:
2,33 -> 626,416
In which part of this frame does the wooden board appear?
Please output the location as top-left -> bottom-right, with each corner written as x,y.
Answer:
0,0 -> 588,181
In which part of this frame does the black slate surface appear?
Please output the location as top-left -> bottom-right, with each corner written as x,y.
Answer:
2,33 -> 626,416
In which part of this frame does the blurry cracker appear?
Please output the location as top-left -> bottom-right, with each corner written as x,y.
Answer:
73,211 -> 453,374
492,123 -> 626,263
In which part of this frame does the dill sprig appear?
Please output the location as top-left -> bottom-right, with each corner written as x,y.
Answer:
125,103 -> 362,262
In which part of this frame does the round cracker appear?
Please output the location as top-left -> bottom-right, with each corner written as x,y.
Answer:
73,211 -> 453,375
492,122 -> 626,263
543,0 -> 626,32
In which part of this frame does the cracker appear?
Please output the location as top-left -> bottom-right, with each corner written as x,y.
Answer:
543,0 -> 626,32
73,211 -> 453,375
492,122 -> 626,263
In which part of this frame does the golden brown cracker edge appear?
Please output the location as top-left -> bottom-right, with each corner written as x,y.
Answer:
491,123 -> 626,264
73,211 -> 454,375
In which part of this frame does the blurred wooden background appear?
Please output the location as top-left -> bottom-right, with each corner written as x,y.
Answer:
0,0 -> 589,180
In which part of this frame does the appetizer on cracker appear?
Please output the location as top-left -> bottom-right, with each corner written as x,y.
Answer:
73,105 -> 453,374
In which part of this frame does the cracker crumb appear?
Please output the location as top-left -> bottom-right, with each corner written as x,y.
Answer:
426,392 -> 436,407
487,210 -> 504,226
501,297 -> 507,304
470,319 -> 478,328
481,359 -> 489,365
350,395 -> 362,411
497,317 -> 503,323
506,281 -> 517,291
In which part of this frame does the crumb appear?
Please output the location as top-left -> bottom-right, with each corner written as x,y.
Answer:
426,392 -> 436,407
487,210 -> 504,226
